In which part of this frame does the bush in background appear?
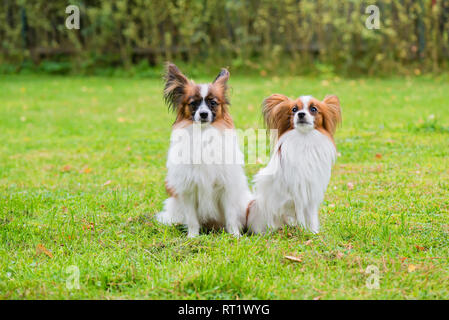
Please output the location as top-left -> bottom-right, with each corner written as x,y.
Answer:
0,0 -> 448,76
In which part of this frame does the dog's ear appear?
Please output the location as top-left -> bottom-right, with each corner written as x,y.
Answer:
214,68 -> 230,92
213,68 -> 230,87
262,94 -> 292,137
322,95 -> 342,135
212,68 -> 230,105
262,94 -> 289,126
164,63 -> 189,111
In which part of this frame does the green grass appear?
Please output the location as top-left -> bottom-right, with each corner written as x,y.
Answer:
1,74 -> 449,299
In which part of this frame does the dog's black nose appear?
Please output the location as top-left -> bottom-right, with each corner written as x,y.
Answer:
298,112 -> 306,119
200,112 -> 208,119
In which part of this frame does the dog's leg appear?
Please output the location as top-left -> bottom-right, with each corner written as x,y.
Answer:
294,199 -> 307,230
183,198 -> 200,238
224,205 -> 242,237
221,193 -> 244,237
156,197 -> 184,225
305,203 -> 320,234
247,200 -> 271,234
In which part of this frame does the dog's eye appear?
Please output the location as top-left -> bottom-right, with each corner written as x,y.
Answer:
310,106 -> 317,113
292,106 -> 298,113
209,100 -> 218,107
189,102 -> 197,109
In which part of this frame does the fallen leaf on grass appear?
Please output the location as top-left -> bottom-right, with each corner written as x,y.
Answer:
347,182 -> 354,190
80,167 -> 92,174
415,245 -> 426,251
305,240 -> 313,246
61,165 -> 71,172
36,244 -> 53,258
313,296 -> 322,300
285,255 -> 302,263
408,264 -> 417,272
103,180 -> 112,186
375,153 -> 382,159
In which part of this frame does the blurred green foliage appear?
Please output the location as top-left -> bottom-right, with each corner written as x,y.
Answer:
0,0 -> 448,76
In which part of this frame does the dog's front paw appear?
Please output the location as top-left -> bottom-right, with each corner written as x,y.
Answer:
187,229 -> 200,238
226,224 -> 241,237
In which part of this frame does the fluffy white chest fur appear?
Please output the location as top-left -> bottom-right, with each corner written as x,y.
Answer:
248,129 -> 336,234
157,124 -> 251,237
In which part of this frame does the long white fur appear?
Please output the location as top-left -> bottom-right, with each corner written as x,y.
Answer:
156,86 -> 251,238
247,96 -> 337,234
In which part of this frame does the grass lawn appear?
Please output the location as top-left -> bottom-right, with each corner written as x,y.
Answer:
1,74 -> 448,299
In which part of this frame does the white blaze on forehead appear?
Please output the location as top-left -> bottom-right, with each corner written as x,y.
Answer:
198,84 -> 209,111
299,95 -> 313,110
199,84 -> 209,98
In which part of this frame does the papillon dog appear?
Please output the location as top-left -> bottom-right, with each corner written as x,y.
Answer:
156,63 -> 251,237
246,94 -> 341,234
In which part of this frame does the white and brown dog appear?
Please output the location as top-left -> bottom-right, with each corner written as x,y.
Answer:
247,94 -> 341,234
156,63 -> 251,237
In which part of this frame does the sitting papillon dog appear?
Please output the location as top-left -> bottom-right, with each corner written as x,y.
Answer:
247,94 -> 341,234
156,63 -> 251,237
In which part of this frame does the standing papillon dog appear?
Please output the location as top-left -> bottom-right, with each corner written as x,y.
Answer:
247,94 -> 341,234
156,63 -> 251,237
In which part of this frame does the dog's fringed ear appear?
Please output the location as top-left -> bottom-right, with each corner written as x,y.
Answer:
164,63 -> 189,112
213,68 -> 230,87
213,68 -> 230,104
262,94 -> 290,129
322,95 -> 342,135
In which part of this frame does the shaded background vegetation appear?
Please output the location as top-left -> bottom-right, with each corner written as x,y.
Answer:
1,0 -> 448,76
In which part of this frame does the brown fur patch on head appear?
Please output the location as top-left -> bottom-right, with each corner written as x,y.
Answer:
262,94 -> 295,138
174,82 -> 201,123
310,95 -> 341,141
210,68 -> 233,129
